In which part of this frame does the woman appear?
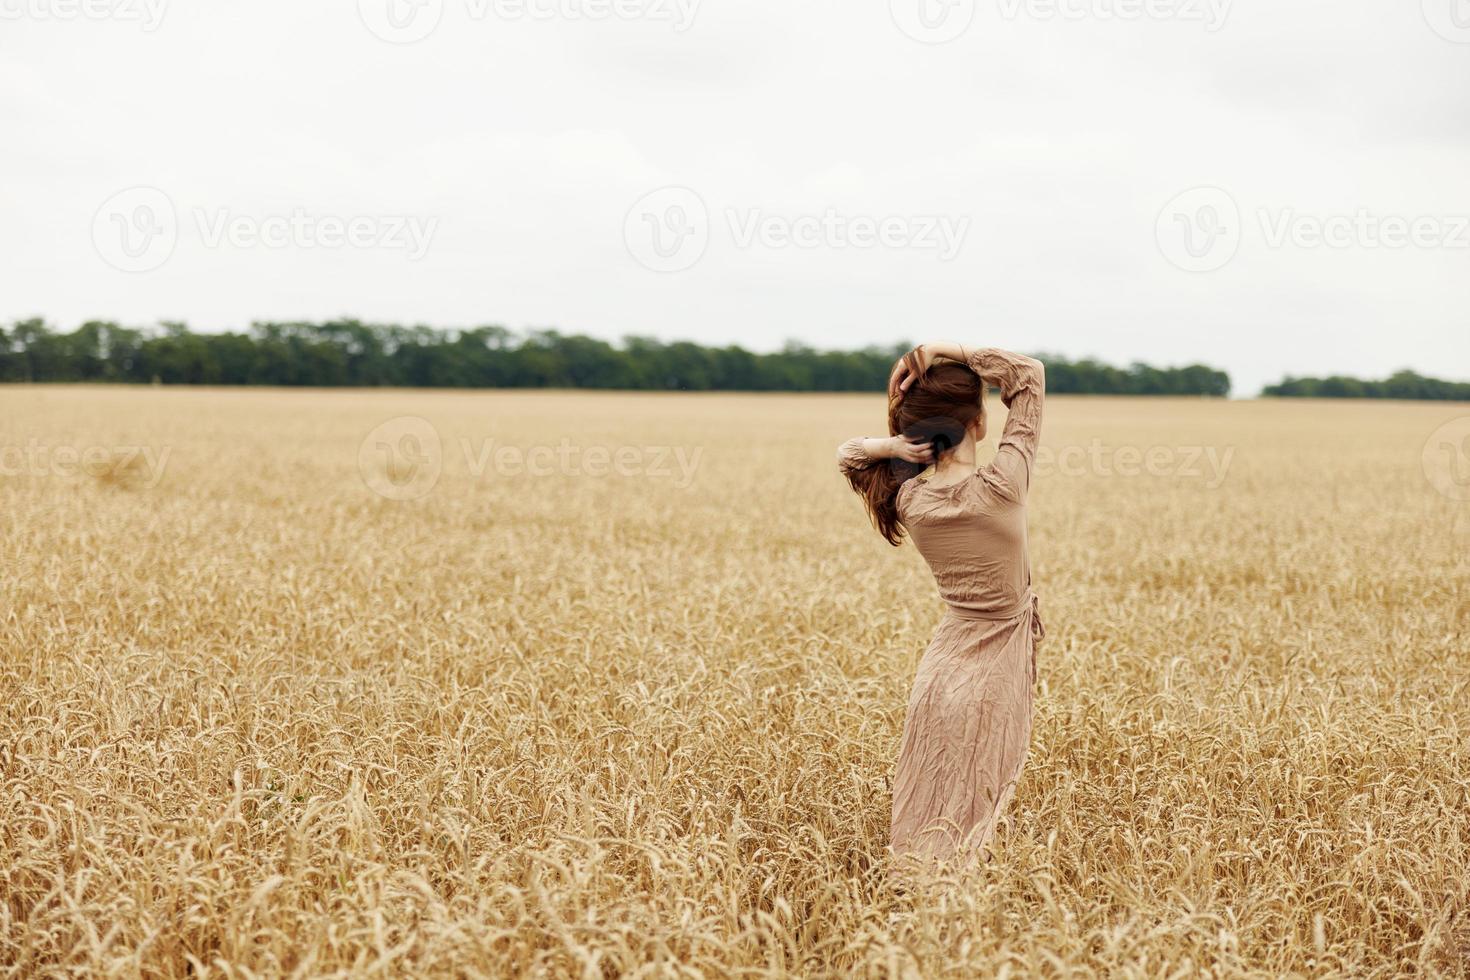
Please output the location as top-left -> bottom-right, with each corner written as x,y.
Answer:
836,342 -> 1045,866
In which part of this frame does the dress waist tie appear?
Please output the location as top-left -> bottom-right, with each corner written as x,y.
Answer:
944,590 -> 1046,683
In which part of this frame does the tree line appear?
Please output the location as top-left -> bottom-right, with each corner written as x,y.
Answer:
0,319 -> 1237,395
1261,371 -> 1470,401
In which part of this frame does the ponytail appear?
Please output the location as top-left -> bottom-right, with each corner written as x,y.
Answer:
844,455 -> 924,546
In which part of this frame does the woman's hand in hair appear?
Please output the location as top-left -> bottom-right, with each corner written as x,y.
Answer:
888,346 -> 933,398
864,435 -> 935,465
890,341 -> 967,399
921,341 -> 968,366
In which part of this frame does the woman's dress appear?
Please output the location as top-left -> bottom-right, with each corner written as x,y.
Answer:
837,348 -> 1046,864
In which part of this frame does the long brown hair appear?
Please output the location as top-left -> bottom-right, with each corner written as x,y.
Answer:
844,352 -> 985,546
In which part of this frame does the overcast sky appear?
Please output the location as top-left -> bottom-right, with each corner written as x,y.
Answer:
3,0 -> 1467,394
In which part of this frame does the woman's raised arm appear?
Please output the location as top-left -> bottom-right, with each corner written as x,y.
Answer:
962,345 -> 1045,497
836,435 -> 935,475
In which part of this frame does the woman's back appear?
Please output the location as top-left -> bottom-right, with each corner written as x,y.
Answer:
900,463 -> 1032,619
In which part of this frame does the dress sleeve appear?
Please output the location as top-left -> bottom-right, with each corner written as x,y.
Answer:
836,437 -> 878,476
964,347 -> 1044,497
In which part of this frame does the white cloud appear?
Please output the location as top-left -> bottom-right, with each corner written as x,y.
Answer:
1,0 -> 1466,395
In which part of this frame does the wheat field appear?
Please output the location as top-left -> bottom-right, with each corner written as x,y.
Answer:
2,385 -> 1467,977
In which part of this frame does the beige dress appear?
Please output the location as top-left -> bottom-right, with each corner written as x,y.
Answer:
838,348 -> 1046,864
